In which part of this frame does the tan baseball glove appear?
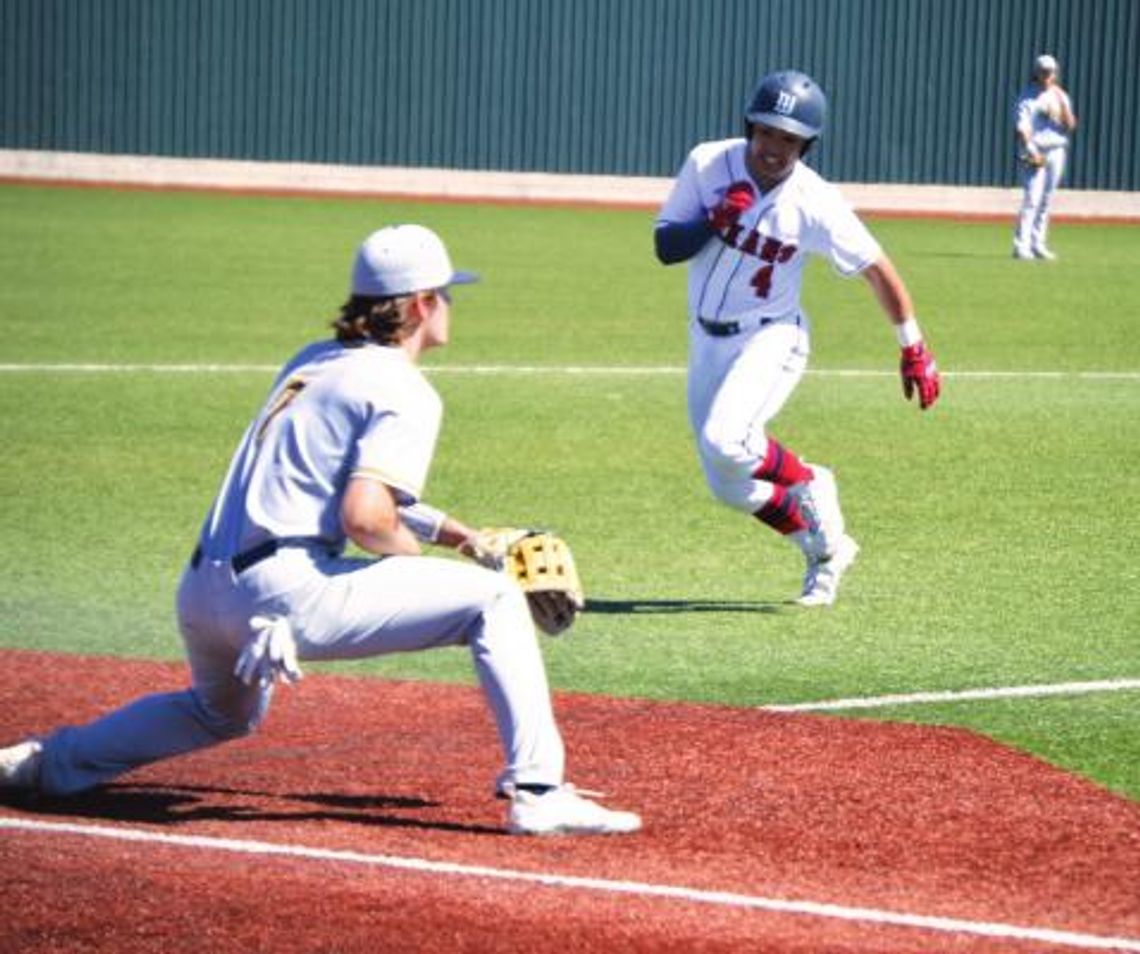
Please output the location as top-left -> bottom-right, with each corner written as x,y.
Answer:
461,528 -> 584,635
506,532 -> 585,635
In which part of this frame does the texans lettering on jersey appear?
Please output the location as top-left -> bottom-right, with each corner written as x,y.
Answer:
656,138 -> 882,322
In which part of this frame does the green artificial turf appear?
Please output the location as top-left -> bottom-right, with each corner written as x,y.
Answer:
1,182 -> 1137,799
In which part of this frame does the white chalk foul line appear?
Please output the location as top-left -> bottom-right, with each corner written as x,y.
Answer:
1,818 -> 1137,951
432,367 -> 1140,380
0,362 -> 280,374
762,678 -> 1140,713
0,363 -> 1138,380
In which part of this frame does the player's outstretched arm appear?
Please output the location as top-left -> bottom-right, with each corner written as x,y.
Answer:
862,255 -> 913,321
397,502 -> 530,570
862,256 -> 941,411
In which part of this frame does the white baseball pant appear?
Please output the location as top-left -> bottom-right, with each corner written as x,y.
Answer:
687,316 -> 811,511
1015,147 -> 1067,254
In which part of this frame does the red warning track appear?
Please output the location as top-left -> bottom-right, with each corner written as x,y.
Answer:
1,649 -> 1138,953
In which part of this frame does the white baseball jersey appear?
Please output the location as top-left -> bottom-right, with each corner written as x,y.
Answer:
656,138 -> 882,323
1015,83 -> 1073,152
199,340 -> 442,559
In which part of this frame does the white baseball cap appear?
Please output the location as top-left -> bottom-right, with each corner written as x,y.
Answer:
351,224 -> 478,297
1035,54 -> 1059,74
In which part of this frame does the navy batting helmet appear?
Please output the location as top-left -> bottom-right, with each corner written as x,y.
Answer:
745,70 -> 827,141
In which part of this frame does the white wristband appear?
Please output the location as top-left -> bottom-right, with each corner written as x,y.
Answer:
895,317 -> 923,348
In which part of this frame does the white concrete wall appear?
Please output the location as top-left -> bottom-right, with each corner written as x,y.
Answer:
3,149 -> 1139,221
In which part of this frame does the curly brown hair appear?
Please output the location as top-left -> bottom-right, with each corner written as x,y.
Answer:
331,294 -> 412,346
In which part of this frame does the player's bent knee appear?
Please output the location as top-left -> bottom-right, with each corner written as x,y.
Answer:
697,428 -> 734,467
190,687 -> 267,741
697,422 -> 759,477
492,577 -> 532,623
204,709 -> 264,741
703,468 -> 760,513
477,579 -> 536,640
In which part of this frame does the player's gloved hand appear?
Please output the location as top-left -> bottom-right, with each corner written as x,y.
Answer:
708,180 -> 756,232
235,614 -> 303,688
458,527 -> 531,571
900,343 -> 941,410
502,532 -> 586,636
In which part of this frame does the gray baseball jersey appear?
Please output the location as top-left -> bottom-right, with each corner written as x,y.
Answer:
199,340 -> 441,559
33,340 -> 566,796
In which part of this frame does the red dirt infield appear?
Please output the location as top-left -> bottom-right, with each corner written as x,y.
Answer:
1,649 -> 1138,953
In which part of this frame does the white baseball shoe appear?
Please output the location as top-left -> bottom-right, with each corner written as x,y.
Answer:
506,784 -> 642,836
791,464 -> 845,548
1032,246 -> 1057,261
0,739 -> 43,791
798,534 -> 860,607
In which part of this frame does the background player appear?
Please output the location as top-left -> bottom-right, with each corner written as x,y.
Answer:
1012,53 -> 1077,260
0,224 -> 640,837
654,69 -> 941,607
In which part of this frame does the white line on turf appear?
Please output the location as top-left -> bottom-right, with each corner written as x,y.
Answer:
762,678 -> 1140,713
1,818 -> 1137,951
0,363 -> 280,373
0,363 -> 1138,380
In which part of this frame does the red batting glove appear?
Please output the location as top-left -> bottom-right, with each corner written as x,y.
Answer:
900,343 -> 941,410
708,180 -> 756,232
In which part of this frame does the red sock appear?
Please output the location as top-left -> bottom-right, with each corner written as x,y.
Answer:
753,439 -> 814,486
754,485 -> 809,535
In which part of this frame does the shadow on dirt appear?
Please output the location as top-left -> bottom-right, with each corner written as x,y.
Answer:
1,781 -> 505,836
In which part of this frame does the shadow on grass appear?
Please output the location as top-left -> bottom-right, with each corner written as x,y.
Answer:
586,597 -> 789,615
0,781 -> 504,836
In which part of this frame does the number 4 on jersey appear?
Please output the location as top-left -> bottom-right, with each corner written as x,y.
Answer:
740,234 -> 797,299
751,265 -> 774,298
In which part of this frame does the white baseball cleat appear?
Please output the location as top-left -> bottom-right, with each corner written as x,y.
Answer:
0,739 -> 43,791
1012,246 -> 1034,260
791,464 -> 845,549
807,464 -> 844,540
798,534 -> 860,607
1031,246 -> 1057,261
506,784 -> 642,836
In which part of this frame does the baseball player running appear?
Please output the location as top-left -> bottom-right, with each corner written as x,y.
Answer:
1012,54 -> 1077,260
655,69 -> 941,607
0,224 -> 640,837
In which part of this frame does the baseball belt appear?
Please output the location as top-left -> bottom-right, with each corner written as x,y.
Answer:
697,314 -> 802,337
190,537 -> 332,575
698,317 -> 741,336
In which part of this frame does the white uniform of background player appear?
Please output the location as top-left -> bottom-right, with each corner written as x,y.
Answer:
0,225 -> 640,836
655,70 -> 941,606
1013,54 -> 1078,260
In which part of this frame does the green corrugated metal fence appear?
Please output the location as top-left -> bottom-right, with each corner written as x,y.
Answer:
2,0 -> 1137,189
